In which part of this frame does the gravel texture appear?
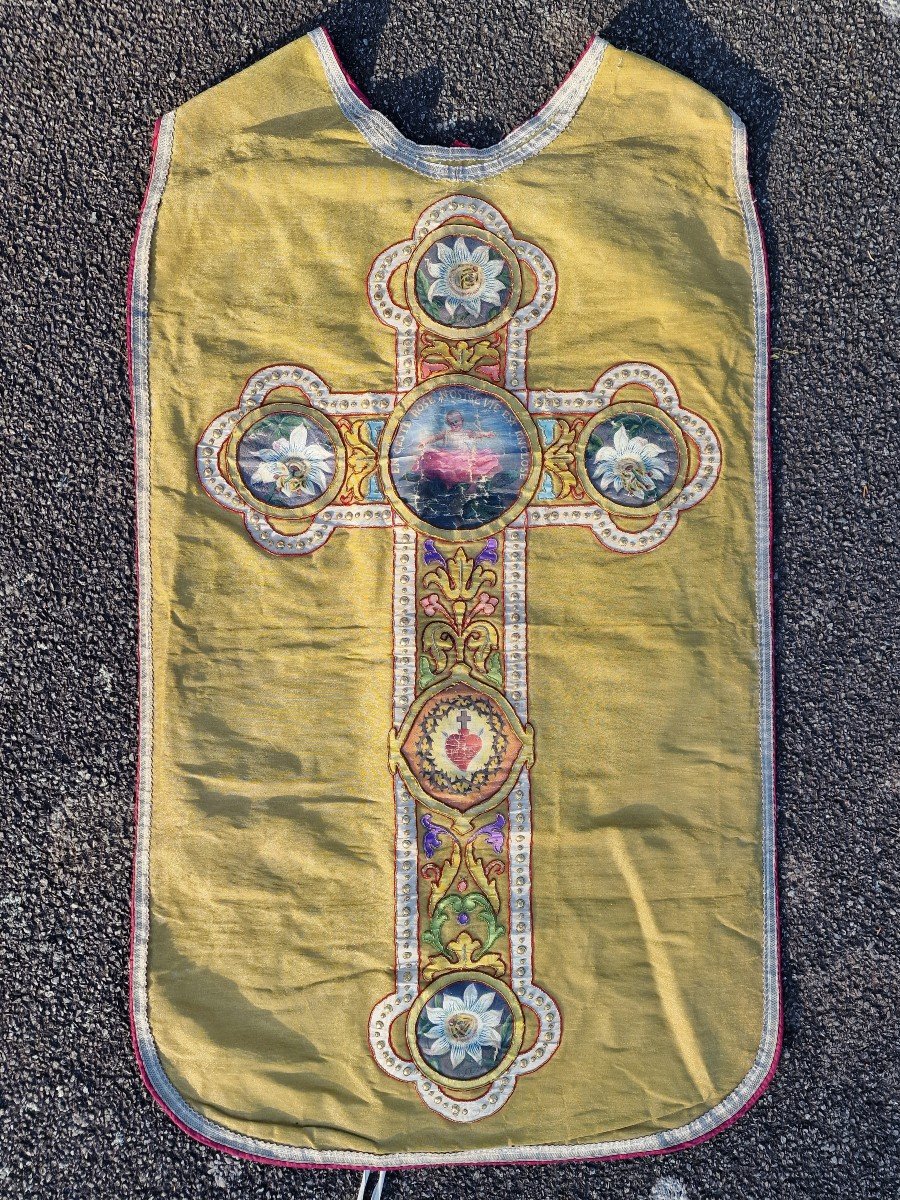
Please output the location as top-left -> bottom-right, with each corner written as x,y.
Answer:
2,1 -> 898,1197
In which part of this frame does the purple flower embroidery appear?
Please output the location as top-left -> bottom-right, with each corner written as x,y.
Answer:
421,814 -> 445,858
423,540 -> 446,566
475,538 -> 499,565
476,813 -> 505,854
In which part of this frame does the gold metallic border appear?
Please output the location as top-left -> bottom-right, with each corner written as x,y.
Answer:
225,401 -> 347,521
405,224 -> 523,339
378,374 -> 543,543
575,401 -> 690,518
388,665 -> 534,831
404,971 -> 526,1092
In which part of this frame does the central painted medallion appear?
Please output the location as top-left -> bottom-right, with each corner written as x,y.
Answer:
380,374 -> 542,541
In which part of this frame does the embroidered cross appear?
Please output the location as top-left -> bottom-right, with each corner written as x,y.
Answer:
197,195 -> 721,1121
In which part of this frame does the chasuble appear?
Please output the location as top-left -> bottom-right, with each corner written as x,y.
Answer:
129,26 -> 780,1166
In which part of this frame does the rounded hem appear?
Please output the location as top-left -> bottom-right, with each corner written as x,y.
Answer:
130,1011 -> 782,1169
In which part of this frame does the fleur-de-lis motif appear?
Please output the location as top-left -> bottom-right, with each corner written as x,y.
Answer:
424,545 -> 497,611
420,331 -> 501,374
335,416 -> 378,503
418,542 -> 503,686
538,416 -> 587,503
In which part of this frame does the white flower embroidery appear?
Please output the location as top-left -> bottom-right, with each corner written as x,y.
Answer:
251,420 -> 334,501
420,982 -> 504,1069
426,236 -> 507,320
594,423 -> 668,500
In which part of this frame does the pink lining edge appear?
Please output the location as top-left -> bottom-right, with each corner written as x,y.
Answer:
124,110 -> 783,1172
318,26 -> 373,107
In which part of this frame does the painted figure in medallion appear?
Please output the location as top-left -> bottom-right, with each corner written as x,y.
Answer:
415,408 -> 500,487
389,384 -> 532,532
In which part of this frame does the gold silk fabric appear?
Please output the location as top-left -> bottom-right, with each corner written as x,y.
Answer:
130,27 -> 779,1167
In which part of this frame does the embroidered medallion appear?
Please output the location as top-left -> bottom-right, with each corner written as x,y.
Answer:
577,402 -> 688,514
196,195 -> 722,1121
226,403 -> 345,517
392,673 -> 532,817
407,225 -> 522,336
408,975 -> 524,1088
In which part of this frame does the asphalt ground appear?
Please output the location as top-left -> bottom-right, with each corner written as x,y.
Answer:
2,2 -> 898,1197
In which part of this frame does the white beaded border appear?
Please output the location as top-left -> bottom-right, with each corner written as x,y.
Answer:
508,774 -> 562,1074
367,243 -> 417,392
367,195 -> 557,395
503,520 -> 529,724
367,524 -> 421,1092
196,364 -> 392,554
528,362 -> 722,553
367,772 -> 420,1088
238,363 -> 393,415
504,519 -> 561,1069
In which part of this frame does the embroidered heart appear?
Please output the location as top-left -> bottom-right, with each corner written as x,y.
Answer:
445,729 -> 482,772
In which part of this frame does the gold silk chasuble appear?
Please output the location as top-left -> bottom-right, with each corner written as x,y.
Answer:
130,27 -> 779,1167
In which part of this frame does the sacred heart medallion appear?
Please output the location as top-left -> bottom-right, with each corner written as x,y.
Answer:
444,709 -> 482,772
392,674 -> 533,816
